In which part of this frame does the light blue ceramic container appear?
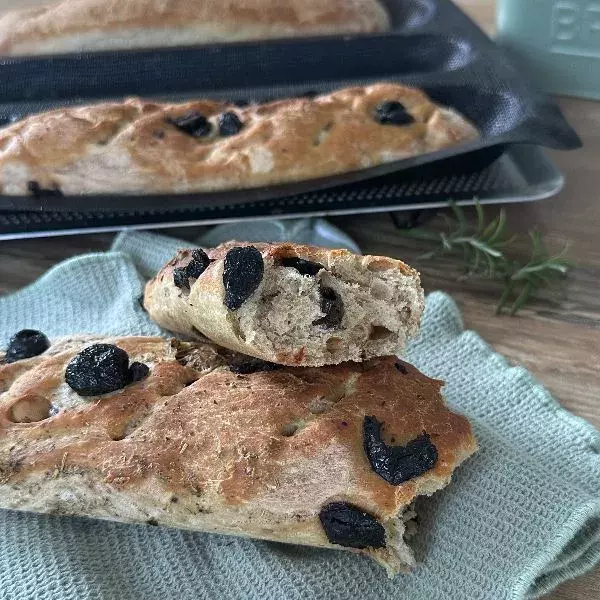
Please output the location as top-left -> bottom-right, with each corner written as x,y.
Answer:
497,0 -> 600,99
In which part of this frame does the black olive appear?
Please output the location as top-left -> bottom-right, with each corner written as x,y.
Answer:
167,112 -> 212,137
395,361 -> 408,374
223,246 -> 264,311
218,112 -> 244,137
374,101 -> 415,126
173,267 -> 189,290
319,502 -> 386,549
191,248 -> 211,264
4,330 -> 50,363
229,358 -> 282,375
128,362 -> 150,383
298,90 -> 319,99
232,99 -> 251,107
65,344 -> 131,397
363,416 -> 437,485
186,249 -> 211,279
27,181 -> 63,197
280,257 -> 324,277
313,286 -> 344,329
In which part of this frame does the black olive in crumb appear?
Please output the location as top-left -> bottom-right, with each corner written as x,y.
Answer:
313,286 -> 344,329
280,257 -> 324,277
223,247 -> 264,311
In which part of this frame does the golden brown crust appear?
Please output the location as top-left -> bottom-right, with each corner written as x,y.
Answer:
0,0 -> 390,56
0,83 -> 478,196
144,241 -> 425,366
0,335 -> 476,572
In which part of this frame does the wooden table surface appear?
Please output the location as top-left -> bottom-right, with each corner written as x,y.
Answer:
0,1 -> 598,598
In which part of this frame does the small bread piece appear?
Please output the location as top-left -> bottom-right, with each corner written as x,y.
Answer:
144,241 -> 425,366
0,334 -> 477,575
0,0 -> 390,56
0,83 -> 478,196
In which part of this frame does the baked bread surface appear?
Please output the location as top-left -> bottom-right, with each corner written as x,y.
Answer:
0,0 -> 391,55
0,335 -> 476,574
0,83 -> 478,196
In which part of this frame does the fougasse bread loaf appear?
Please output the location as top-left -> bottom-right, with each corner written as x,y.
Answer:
0,83 -> 478,197
144,241 -> 425,367
0,0 -> 390,56
0,331 -> 477,575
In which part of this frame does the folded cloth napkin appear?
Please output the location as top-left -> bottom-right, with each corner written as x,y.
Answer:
0,225 -> 599,600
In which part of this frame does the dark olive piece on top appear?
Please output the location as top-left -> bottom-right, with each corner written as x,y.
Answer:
4,330 -> 50,363
65,344 -> 131,397
167,112 -> 212,137
363,416 -> 437,485
218,112 -> 244,137
374,101 -> 415,126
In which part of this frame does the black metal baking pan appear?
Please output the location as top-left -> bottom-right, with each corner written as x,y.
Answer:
0,0 -> 581,213
0,145 -> 564,240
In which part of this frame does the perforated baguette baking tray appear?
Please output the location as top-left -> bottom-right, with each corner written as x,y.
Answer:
0,0 -> 581,213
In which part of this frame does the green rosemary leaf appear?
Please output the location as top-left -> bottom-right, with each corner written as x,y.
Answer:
510,282 -> 533,316
488,209 -> 508,245
475,202 -> 485,235
468,239 -> 504,258
399,200 -> 571,316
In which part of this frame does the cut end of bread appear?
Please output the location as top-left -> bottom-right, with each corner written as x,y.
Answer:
144,243 -> 425,366
235,246 -> 425,366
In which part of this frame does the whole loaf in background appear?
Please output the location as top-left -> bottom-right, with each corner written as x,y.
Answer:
0,0 -> 390,55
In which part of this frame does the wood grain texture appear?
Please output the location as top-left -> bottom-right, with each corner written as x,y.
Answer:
0,0 -> 598,598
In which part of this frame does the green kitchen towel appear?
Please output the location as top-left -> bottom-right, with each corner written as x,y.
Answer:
0,228 -> 599,600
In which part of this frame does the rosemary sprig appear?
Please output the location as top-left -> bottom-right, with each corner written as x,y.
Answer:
402,202 -> 572,315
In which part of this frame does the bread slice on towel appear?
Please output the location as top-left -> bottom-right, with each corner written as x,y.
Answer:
0,83 -> 478,196
0,0 -> 390,56
144,241 -> 425,366
0,334 -> 477,575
